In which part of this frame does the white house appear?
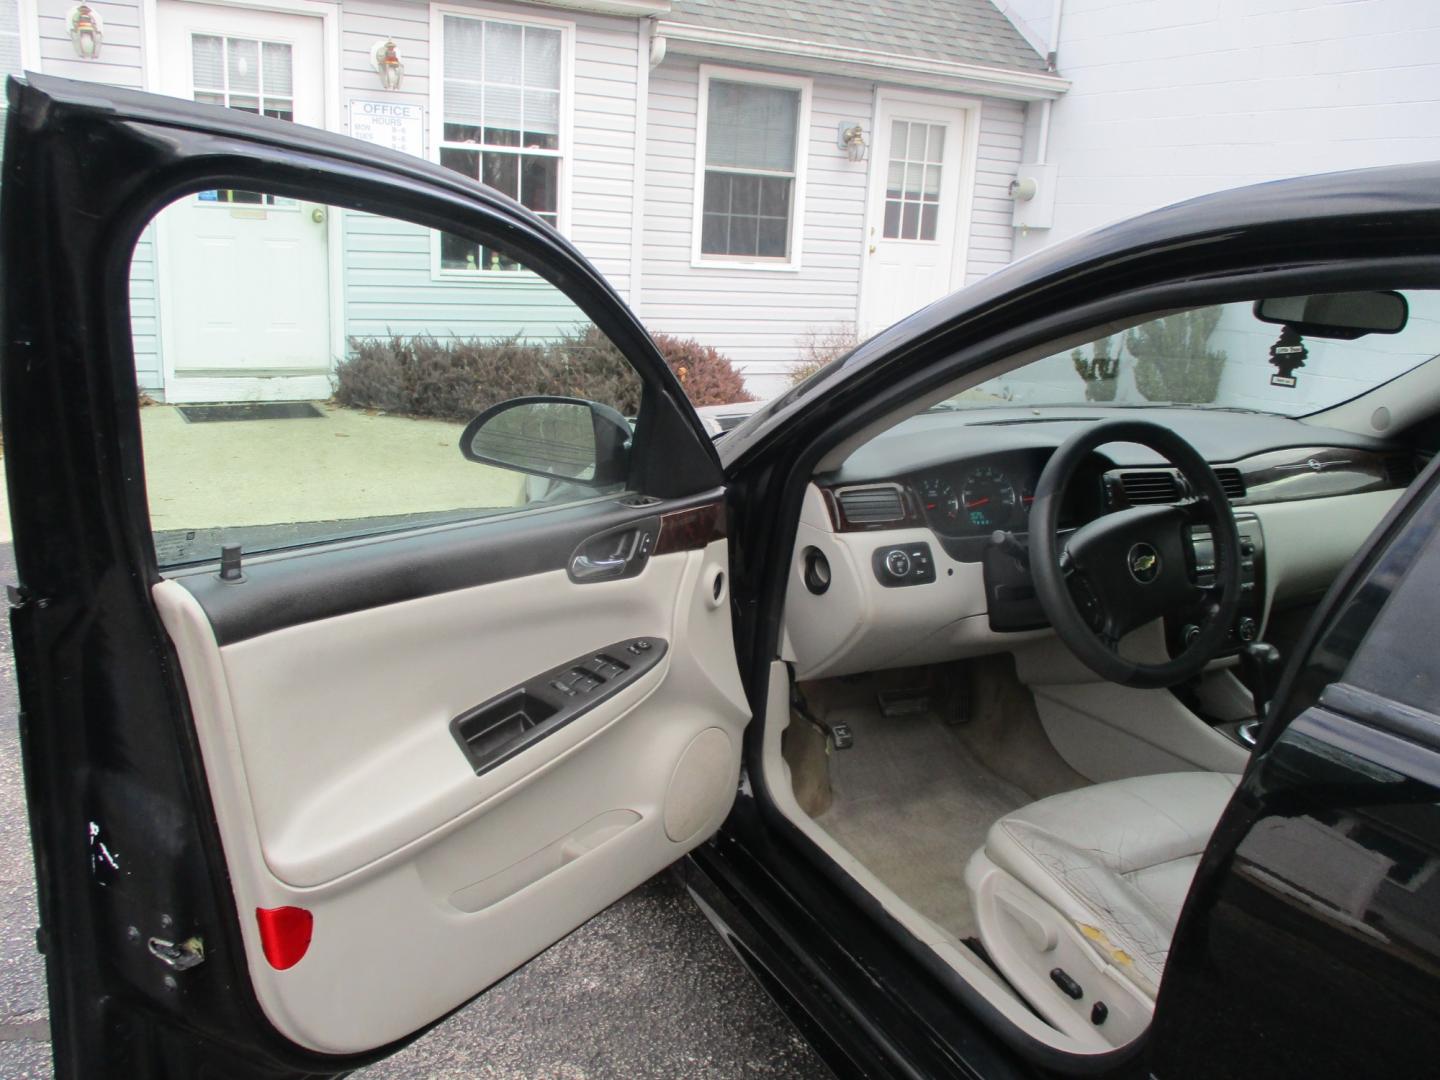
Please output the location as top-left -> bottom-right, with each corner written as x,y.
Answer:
0,0 -> 1068,400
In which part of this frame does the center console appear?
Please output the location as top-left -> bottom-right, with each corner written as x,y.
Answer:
1165,512 -> 1266,657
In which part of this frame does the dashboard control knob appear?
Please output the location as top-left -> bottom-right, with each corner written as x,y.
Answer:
1237,616 -> 1258,642
1182,623 -> 1202,648
884,549 -> 912,579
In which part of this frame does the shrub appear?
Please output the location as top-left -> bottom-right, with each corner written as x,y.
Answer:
334,326 -> 752,421
1127,307 -> 1227,404
1071,333 -> 1124,402
789,323 -> 860,386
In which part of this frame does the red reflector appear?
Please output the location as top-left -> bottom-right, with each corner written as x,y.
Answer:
256,906 -> 313,970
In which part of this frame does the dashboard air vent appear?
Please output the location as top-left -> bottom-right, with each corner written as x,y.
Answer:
837,486 -> 905,524
1214,467 -> 1246,501
1119,471 -> 1182,505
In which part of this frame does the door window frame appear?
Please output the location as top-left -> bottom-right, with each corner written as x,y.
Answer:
689,64 -> 812,273
428,3 -> 576,281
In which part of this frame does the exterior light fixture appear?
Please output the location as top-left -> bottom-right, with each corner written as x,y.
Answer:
68,4 -> 104,59
371,39 -> 404,91
837,122 -> 867,162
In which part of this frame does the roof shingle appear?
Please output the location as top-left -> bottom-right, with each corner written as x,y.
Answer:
667,0 -> 1048,74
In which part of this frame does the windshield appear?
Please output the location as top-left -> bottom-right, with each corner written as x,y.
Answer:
948,292 -> 1440,417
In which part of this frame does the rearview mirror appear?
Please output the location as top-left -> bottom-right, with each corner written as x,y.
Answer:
1253,291 -> 1408,340
459,396 -> 632,487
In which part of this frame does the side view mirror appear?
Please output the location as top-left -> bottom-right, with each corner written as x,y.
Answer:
1253,291 -> 1408,340
459,396 -> 632,488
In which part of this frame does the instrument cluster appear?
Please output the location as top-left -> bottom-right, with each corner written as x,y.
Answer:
914,462 -> 1039,536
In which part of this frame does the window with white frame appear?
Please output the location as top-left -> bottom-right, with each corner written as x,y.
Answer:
436,12 -> 565,272
696,71 -> 808,265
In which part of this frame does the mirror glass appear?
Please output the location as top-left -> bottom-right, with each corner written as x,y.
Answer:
1254,291 -> 1409,338
465,399 -> 604,483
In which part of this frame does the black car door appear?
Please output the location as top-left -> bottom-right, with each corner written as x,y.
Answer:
1148,453 -> 1440,1078
3,75 -> 750,1078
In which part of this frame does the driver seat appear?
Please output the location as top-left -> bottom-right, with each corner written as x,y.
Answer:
964,772 -> 1239,1048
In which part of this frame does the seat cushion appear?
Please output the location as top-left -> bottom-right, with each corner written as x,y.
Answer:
983,771 -> 1239,998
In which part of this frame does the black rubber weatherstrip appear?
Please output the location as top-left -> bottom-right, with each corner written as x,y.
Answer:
171,488 -> 722,645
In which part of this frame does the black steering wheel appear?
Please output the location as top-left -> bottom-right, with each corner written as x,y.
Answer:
1029,420 -> 1242,689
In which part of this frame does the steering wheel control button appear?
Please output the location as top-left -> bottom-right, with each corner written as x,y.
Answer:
872,543 -> 937,587
1237,616 -> 1258,642
1050,967 -> 1084,1000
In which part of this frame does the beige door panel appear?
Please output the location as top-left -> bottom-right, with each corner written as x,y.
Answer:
154,540 -> 748,1054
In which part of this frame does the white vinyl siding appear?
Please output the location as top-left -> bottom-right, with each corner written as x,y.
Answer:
642,53 -> 1025,394
966,97 -> 1025,284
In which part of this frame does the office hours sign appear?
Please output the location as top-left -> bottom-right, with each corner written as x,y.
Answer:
349,100 -> 424,158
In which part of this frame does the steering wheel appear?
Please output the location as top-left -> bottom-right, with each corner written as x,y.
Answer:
1029,420 -> 1242,689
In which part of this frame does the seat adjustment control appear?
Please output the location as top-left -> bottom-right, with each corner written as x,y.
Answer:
1050,967 -> 1084,1000
872,542 -> 937,587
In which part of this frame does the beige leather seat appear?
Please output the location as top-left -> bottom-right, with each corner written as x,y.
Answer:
965,772 -> 1239,1047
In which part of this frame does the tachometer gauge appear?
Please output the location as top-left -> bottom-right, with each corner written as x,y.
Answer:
918,477 -> 961,525
959,465 -> 1018,530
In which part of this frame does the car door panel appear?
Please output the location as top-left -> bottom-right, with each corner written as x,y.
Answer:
155,519 -> 745,1053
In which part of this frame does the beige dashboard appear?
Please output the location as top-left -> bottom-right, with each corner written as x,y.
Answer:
781,480 -> 1403,682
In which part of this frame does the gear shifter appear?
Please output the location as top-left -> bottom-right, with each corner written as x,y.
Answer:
1236,642 -> 1283,747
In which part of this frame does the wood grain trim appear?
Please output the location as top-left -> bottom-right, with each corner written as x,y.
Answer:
1233,446 -> 1413,505
653,500 -> 726,555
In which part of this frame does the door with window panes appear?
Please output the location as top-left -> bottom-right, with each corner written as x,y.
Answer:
859,94 -> 968,336
435,12 -> 563,272
155,0 -> 332,401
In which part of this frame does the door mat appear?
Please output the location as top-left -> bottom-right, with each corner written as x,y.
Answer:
177,402 -> 326,423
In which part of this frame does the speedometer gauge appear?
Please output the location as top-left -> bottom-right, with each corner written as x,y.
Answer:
918,477 -> 961,525
960,465 -> 1018,530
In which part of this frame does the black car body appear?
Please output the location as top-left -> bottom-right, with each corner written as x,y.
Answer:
5,74 -> 1440,1079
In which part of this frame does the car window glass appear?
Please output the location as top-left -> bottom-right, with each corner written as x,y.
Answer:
130,192 -> 641,567
947,292 -> 1440,417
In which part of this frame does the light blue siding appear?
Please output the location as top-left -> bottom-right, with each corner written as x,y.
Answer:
341,212 -> 591,345
129,228 -> 163,395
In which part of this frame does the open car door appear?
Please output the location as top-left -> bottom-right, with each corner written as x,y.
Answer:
3,75 -> 750,1077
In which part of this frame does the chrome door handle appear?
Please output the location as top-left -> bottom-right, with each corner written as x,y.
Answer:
570,553 -> 628,580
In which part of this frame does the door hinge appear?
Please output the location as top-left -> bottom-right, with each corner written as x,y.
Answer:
6,584 -> 48,610
147,935 -> 205,972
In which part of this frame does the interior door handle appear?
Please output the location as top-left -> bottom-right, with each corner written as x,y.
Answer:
571,553 -> 628,580
567,519 -> 658,584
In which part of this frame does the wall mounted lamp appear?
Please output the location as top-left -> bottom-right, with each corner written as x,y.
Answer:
68,4 -> 104,60
371,39 -> 404,91
837,122 -> 867,162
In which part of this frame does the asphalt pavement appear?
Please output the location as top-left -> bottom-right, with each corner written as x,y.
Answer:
0,541 -> 829,1079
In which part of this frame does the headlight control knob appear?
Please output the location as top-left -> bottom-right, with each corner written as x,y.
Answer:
884,549 -> 912,579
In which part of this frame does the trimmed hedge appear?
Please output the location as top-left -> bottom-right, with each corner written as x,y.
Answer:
335,326 -> 754,421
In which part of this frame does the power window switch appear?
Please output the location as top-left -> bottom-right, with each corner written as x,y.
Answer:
549,680 -> 576,697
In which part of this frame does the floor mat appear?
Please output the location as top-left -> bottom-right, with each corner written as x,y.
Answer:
177,401 -> 325,423
813,703 -> 1032,942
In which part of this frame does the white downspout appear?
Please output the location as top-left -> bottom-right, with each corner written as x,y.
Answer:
1034,0 -> 1065,165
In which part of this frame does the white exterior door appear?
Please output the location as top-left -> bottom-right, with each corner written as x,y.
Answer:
156,1 -> 331,402
858,95 -> 970,337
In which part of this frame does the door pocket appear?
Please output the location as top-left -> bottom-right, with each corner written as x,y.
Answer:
443,809 -> 642,913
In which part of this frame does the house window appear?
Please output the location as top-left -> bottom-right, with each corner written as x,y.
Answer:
436,12 -> 565,272
883,120 -> 944,241
694,69 -> 809,267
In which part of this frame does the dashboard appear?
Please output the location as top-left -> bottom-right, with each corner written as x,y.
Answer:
787,406 -> 1422,682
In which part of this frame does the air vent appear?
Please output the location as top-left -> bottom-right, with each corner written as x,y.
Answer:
1118,471 -> 1182,505
1214,467 -> 1246,501
1385,454 -> 1419,487
837,486 -> 905,524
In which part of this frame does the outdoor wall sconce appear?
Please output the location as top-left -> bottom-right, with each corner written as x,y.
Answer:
837,122 -> 867,162
1009,176 -> 1039,201
371,39 -> 404,91
67,4 -> 104,59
